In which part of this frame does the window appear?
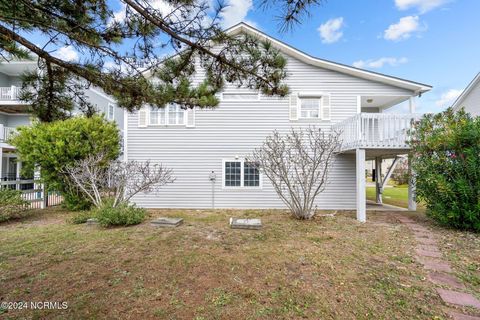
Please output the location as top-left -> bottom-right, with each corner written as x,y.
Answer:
244,162 -> 260,187
299,98 -> 320,119
150,106 -> 166,125
168,104 -> 185,125
108,103 -> 115,120
222,93 -> 259,101
223,160 -> 261,188
149,105 -> 185,125
224,161 -> 241,187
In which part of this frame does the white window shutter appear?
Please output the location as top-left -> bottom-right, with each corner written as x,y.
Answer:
186,108 -> 195,128
289,93 -> 299,120
138,107 -> 148,127
322,95 -> 331,120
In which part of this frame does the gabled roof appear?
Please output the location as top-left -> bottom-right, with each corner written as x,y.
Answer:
452,72 -> 480,110
226,23 -> 432,95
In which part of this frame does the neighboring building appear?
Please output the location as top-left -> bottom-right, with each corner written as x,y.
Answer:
452,72 -> 480,115
0,59 -> 122,182
125,23 -> 431,221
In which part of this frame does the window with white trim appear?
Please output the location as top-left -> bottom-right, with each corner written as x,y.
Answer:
168,104 -> 185,125
243,162 -> 260,187
223,160 -> 261,188
224,161 -> 241,187
108,103 -> 115,120
149,105 -> 185,125
299,97 -> 321,119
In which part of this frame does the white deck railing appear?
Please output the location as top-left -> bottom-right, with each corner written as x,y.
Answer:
0,86 -> 20,101
332,113 -> 420,151
0,125 -> 17,142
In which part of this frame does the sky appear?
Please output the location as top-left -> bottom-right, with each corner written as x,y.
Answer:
218,0 -> 480,113
37,0 -> 480,114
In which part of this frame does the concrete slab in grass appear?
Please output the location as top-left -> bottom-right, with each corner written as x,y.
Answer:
230,218 -> 262,230
86,218 -> 98,226
151,217 -> 183,227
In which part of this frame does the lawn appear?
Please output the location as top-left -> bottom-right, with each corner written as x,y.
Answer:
366,185 -> 421,209
0,207 -> 477,319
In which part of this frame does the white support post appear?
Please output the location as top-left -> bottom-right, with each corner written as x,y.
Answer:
356,148 -> 366,222
408,156 -> 417,211
0,147 -> 3,184
16,160 -> 22,190
409,96 -> 416,114
34,167 -> 45,209
375,157 -> 383,204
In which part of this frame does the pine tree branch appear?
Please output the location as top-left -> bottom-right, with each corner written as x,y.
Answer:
123,0 -> 276,90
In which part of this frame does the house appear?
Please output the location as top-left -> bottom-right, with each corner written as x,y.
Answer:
125,23 -> 432,222
0,59 -> 123,183
452,72 -> 480,115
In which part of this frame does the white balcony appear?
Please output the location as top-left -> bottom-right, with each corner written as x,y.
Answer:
0,86 -> 21,101
332,113 -> 420,152
0,124 -> 17,143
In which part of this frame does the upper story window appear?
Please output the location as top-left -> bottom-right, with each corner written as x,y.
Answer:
289,94 -> 331,121
222,93 -> 259,101
168,105 -> 185,125
223,160 -> 261,188
149,105 -> 185,126
108,103 -> 115,120
300,98 -> 320,119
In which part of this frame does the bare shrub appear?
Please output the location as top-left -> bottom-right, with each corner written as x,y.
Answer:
65,153 -> 175,208
249,127 -> 341,219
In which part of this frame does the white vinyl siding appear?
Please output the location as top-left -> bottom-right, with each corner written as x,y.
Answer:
127,50 -> 413,209
457,81 -> 480,116
222,93 -> 259,101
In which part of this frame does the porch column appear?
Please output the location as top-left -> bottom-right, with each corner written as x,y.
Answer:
375,157 -> 383,204
356,148 -> 366,222
0,147 -> 3,183
16,159 -> 22,190
408,156 -> 417,211
409,96 -> 416,113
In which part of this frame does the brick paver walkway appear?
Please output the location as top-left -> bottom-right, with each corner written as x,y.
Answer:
397,215 -> 480,320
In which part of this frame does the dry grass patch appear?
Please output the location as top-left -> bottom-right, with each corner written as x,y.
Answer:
0,208 -> 449,319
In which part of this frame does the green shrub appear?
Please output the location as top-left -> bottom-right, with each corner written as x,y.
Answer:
0,188 -> 29,222
70,211 -> 93,224
10,115 -> 120,210
409,108 -> 480,231
94,200 -> 146,227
